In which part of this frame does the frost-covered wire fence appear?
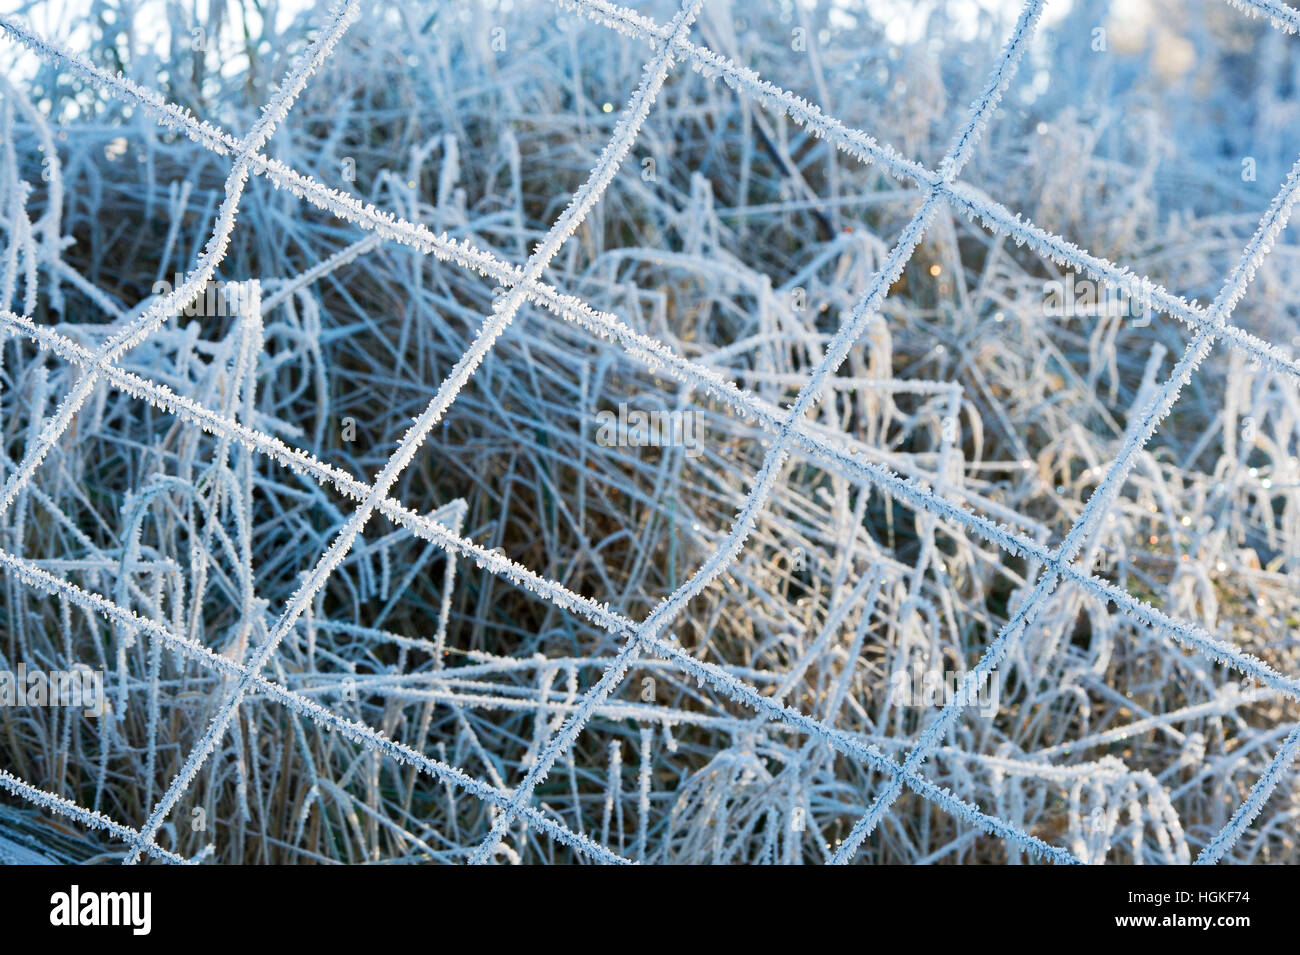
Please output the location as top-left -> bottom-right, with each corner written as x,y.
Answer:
2,0 -> 1300,863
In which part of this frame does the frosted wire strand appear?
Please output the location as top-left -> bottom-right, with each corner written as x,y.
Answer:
832,0 -> 1300,860
554,0 -> 1300,382
0,0 -> 361,520
4,21 -> 1038,538
1195,721 -> 1300,864
0,10 -> 1039,532
7,6 -> 1289,706
7,0 -> 1298,549
3,303 -> 1294,863
0,314 -> 1140,862
0,546 -> 631,865
1223,0 -> 1300,34
14,304 -> 1297,714
0,0 -> 362,860
832,140 -> 1300,866
125,0 -> 704,864
0,542 -> 1076,864
6,7 -> 1299,393
467,0 -> 1046,864
15,293 -> 1294,867
0,768 -> 190,864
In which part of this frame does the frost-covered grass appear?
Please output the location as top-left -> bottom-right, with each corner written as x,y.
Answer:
2,0 -> 1300,864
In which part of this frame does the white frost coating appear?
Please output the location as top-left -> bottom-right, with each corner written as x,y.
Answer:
129,0 -> 705,865
0,0 -> 362,524
833,122 -> 1300,867
0,0 -> 1297,866
468,0 -> 1048,863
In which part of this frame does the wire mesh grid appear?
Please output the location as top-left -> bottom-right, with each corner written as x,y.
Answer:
0,0 -> 1298,864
